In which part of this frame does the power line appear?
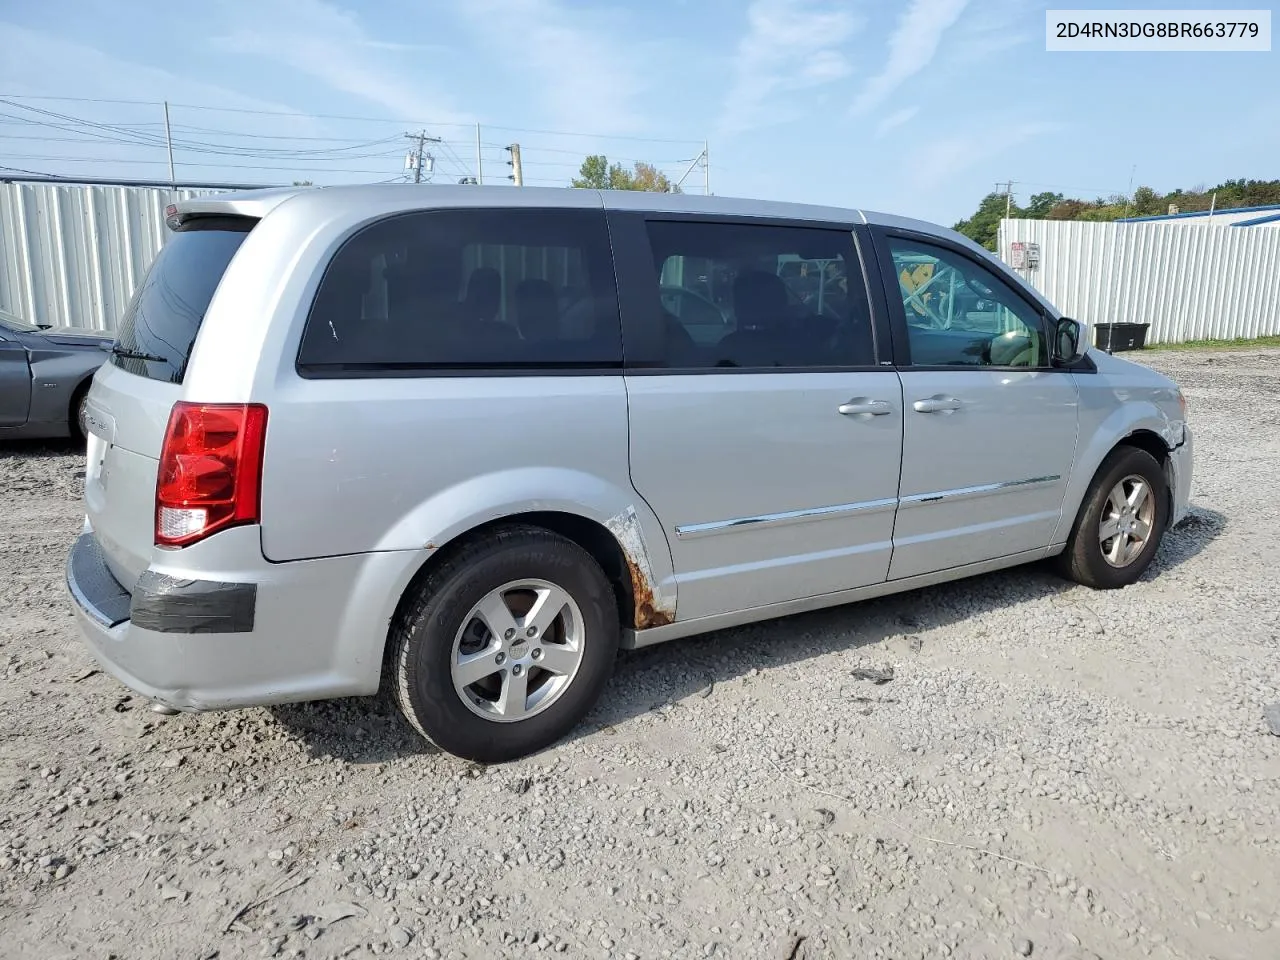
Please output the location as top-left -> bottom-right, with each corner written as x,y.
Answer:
0,155 -> 404,175
0,162 -> 60,178
476,123 -> 702,145
0,95 -> 710,188
0,93 -> 707,146
0,107 -> 409,159
0,94 -> 167,106
168,125 -> 410,143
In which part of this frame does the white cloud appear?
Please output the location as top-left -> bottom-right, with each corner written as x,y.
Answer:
719,0 -> 863,136
0,21 -> 326,181
361,40 -> 450,55
455,0 -> 652,136
850,0 -> 970,116
0,22 -> 303,120
875,106 -> 920,139
906,121 -> 1063,183
211,0 -> 471,125
944,0 -> 1035,65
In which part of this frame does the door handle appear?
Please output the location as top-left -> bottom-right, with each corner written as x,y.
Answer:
838,398 -> 892,417
912,396 -> 963,414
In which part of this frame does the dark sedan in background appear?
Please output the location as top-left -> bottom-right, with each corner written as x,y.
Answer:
0,307 -> 113,442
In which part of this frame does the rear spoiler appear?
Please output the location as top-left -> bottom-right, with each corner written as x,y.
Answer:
165,187 -> 310,231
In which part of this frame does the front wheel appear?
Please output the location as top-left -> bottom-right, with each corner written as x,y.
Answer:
71,389 -> 90,445
1055,446 -> 1169,589
386,526 -> 619,762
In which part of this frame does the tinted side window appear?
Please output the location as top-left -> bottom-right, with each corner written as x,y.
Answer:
112,218 -> 254,384
887,238 -> 1048,368
644,220 -> 875,369
298,209 -> 621,372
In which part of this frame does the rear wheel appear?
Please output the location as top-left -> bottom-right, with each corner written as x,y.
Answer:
1055,446 -> 1169,589
387,526 -> 619,762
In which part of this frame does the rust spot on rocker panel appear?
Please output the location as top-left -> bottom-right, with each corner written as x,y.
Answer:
605,507 -> 675,630
624,553 -> 674,629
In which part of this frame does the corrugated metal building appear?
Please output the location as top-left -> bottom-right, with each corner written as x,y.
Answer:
1117,202 -> 1280,228
998,217 -> 1280,345
0,178 -> 263,332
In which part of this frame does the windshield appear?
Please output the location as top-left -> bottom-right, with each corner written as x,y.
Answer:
0,308 -> 40,333
110,217 -> 255,383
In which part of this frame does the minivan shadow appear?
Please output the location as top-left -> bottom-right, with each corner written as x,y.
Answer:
268,505 -> 1225,765
0,438 -> 82,459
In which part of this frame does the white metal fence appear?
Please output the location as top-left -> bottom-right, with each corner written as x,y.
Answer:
0,181 -> 229,332
998,218 -> 1280,346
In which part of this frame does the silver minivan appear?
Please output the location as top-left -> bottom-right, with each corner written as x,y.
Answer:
66,186 -> 1193,761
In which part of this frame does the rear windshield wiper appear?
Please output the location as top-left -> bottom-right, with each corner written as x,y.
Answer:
111,346 -> 168,363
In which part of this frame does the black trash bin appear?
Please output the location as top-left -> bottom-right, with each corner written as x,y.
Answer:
1093,322 -> 1150,352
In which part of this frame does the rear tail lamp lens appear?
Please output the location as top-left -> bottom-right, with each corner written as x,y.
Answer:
155,402 -> 268,547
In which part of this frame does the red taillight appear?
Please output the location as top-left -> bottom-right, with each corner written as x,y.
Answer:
155,402 -> 268,547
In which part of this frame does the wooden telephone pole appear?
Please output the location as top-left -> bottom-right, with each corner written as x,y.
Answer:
505,143 -> 523,186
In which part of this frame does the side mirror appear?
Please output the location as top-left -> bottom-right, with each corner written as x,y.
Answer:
1051,316 -> 1085,364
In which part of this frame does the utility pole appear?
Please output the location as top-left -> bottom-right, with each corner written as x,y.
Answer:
505,143 -> 523,186
675,144 -> 710,194
996,180 -> 1015,217
475,123 -> 483,185
163,101 -> 176,192
404,131 -> 441,183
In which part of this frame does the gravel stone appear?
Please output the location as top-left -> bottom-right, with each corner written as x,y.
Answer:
1,348 -> 1279,959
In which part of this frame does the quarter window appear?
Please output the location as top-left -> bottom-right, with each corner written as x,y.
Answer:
887,238 -> 1047,368
298,209 -> 621,372
644,220 -> 876,369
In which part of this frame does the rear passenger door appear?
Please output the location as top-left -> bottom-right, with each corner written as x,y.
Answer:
611,212 -> 904,622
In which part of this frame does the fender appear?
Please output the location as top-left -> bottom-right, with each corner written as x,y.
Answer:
370,465 -> 678,624
22,343 -> 105,429
1050,397 -> 1180,546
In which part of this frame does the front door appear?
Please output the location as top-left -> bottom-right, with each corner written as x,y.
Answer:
612,212 -> 904,622
873,230 -> 1080,580
0,338 -> 31,427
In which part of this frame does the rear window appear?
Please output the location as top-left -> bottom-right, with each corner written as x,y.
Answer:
110,217 -> 254,383
296,208 -> 621,374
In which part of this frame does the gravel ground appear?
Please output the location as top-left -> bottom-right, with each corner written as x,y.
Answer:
2,348 -> 1278,960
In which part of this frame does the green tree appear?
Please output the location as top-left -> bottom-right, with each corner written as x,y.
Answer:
630,161 -> 679,193
953,192 -> 1024,251
1047,199 -> 1089,220
570,155 -> 614,189
571,155 -> 680,192
1130,185 -> 1161,216
1024,191 -> 1063,219
960,177 -> 1280,228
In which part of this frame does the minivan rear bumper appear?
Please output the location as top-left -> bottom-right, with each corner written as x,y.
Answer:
65,524 -> 422,711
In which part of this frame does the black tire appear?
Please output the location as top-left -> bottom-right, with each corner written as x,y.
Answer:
386,525 -> 619,762
1054,445 -> 1169,589
70,386 -> 90,445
